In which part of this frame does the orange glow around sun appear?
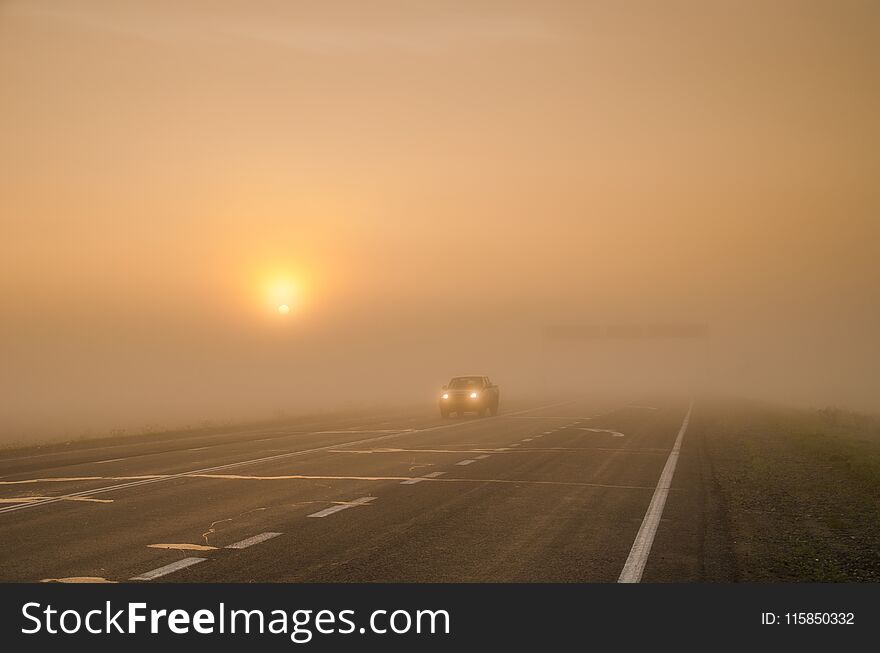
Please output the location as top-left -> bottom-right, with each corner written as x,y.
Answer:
250,262 -> 311,319
265,277 -> 299,314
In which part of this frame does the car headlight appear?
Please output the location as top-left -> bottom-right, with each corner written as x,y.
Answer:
469,392 -> 478,399
441,393 -> 449,400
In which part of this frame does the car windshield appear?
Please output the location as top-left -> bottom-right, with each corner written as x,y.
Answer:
449,377 -> 482,389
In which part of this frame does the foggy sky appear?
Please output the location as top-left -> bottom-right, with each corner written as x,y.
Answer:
2,1 -> 878,441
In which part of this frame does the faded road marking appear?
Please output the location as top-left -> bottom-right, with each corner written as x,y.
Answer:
308,496 -> 376,518
474,455 -> 491,460
330,447 -> 504,454
619,400 -> 693,584
130,557 -> 207,581
148,543 -> 218,551
575,428 -> 625,437
197,474 -> 411,482
498,416 -> 594,420
41,577 -> 116,583
401,471 -> 447,485
330,447 -> 663,455
0,495 -> 113,504
313,429 -> 415,434
201,474 -> 653,489
455,459 -> 476,466
0,476 -> 146,485
225,532 -> 282,549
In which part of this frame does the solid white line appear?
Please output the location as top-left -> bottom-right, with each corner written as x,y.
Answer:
130,557 -> 206,581
225,532 -> 282,549
307,496 -> 376,518
313,429 -> 415,434
618,400 -> 694,583
95,458 -> 126,464
455,459 -> 476,466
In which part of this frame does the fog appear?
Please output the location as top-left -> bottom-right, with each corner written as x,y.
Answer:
1,1 -> 878,442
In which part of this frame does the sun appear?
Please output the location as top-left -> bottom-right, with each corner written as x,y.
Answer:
257,271 -> 302,317
251,261 -> 310,318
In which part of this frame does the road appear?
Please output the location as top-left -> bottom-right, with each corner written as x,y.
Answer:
0,397 -> 715,582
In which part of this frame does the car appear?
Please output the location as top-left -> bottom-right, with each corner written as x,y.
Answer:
439,375 -> 500,418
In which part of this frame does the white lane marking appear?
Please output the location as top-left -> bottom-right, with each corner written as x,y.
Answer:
41,576 -> 115,583
307,496 -> 376,518
575,428 -> 625,437
509,443 -> 521,447
331,447 -> 665,455
188,447 -> 209,452
498,415 -> 595,420
225,532 -> 282,549
456,459 -> 476,466
522,438 -> 533,442
0,495 -> 112,504
95,458 -> 126,465
130,557 -> 207,581
627,405 -> 659,411
618,400 -> 693,584
474,455 -> 490,460
313,429 -> 416,434
0,400 -> 581,515
401,471 -> 447,485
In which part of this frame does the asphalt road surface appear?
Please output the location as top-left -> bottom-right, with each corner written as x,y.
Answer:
0,397 -> 714,583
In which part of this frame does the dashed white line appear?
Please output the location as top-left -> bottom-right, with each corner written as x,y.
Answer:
401,471 -> 446,485
225,532 -> 282,549
618,400 -> 693,583
95,458 -> 126,465
474,455 -> 491,460
455,459 -> 476,466
307,496 -> 376,518
522,438 -> 533,442
130,557 -> 206,581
